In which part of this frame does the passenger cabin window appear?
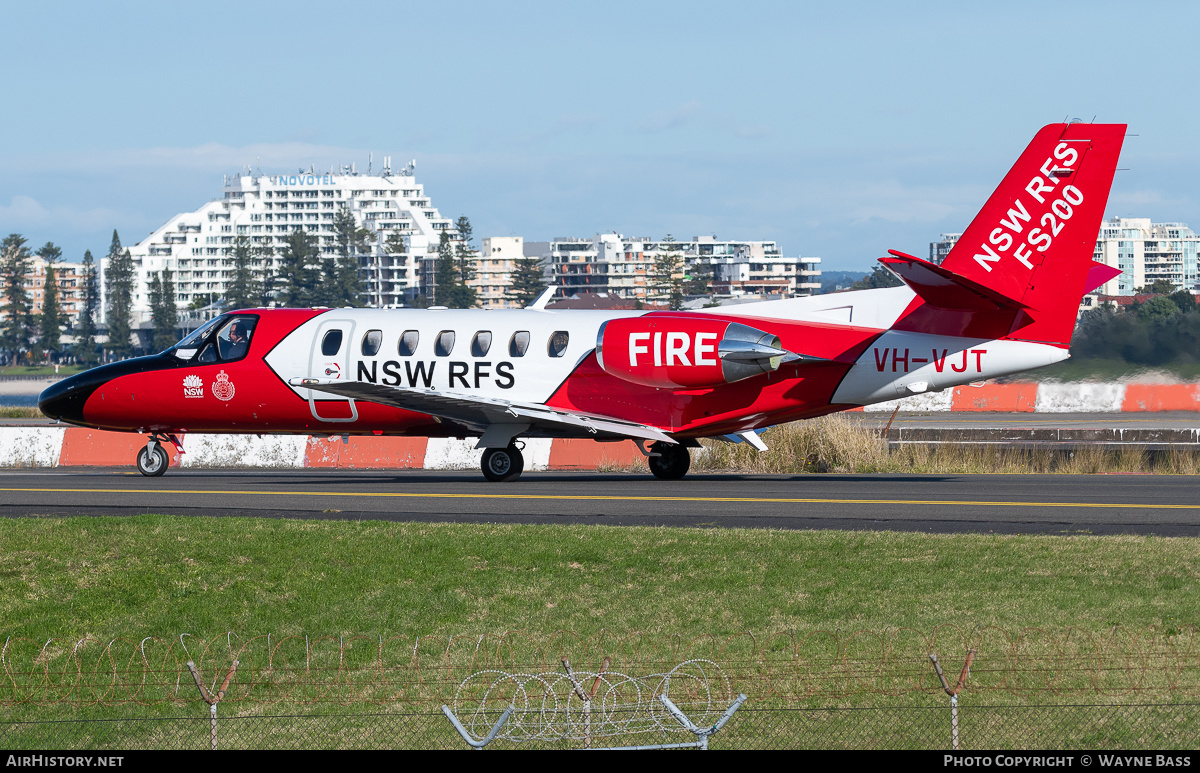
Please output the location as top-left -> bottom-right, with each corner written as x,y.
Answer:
321,330 -> 343,356
361,329 -> 382,356
435,330 -> 455,357
509,331 -> 530,357
471,331 -> 492,357
398,330 -> 419,356
548,331 -> 569,358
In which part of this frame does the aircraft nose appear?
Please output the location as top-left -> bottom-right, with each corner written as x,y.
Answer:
38,369 -> 104,424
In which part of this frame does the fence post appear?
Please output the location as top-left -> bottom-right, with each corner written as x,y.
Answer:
186,659 -> 239,750
930,650 -> 976,751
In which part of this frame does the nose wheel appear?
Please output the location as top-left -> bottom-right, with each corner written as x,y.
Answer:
136,441 -> 170,477
648,442 -> 691,480
481,444 -> 524,482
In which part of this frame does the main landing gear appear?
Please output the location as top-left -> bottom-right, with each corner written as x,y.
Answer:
136,434 -> 178,477
481,443 -> 525,482
648,441 -> 691,480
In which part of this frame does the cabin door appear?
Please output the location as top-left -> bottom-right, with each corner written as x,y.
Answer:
307,318 -> 358,423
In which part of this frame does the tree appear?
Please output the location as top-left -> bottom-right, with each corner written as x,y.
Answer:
1135,279 -> 1177,295
276,230 -> 318,307
432,228 -> 477,308
74,250 -> 100,364
849,265 -> 904,290
37,242 -> 63,359
651,235 -> 685,310
149,268 -> 179,351
228,236 -> 262,309
256,241 -> 277,306
331,206 -> 369,307
104,231 -> 136,359
507,257 -> 547,307
0,234 -> 34,364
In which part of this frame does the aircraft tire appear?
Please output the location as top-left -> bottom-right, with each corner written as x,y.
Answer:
648,442 -> 690,480
136,445 -> 170,477
481,445 -> 523,482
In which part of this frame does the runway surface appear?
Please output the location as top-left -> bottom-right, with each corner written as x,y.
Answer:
2,468 -> 1199,536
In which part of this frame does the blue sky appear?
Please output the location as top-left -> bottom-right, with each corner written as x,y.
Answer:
3,0 -> 1198,270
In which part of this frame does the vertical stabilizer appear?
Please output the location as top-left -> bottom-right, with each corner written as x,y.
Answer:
939,123 -> 1126,346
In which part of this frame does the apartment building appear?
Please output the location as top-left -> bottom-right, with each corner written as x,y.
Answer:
114,160 -> 456,322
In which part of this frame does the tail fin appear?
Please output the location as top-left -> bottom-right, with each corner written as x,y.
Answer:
937,122 -> 1126,345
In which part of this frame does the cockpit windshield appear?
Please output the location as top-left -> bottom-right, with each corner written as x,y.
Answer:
173,314 -> 259,362
174,317 -> 224,350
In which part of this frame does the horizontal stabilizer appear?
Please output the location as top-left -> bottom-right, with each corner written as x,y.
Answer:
880,251 -> 1029,312
1084,261 -> 1123,294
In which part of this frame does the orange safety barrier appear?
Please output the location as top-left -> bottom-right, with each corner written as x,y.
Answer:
547,439 -> 645,470
59,428 -> 179,467
304,435 -> 429,468
1121,384 -> 1200,412
951,382 -> 1038,412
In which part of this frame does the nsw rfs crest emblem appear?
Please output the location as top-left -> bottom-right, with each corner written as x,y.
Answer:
212,370 -> 236,401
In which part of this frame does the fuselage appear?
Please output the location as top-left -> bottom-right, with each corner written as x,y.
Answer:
38,295 -> 1068,440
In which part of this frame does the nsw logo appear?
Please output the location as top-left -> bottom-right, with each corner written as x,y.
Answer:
183,374 -> 204,398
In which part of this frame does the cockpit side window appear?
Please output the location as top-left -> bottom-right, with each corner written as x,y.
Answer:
215,316 -> 259,361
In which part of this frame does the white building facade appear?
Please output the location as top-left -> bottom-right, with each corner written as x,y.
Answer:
110,162 -> 456,323
539,234 -> 820,301
1091,217 -> 1200,296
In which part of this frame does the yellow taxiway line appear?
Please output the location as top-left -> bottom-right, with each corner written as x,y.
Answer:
0,487 -> 1197,510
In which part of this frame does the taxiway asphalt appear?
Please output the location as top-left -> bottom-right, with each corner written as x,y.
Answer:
2,469 -> 1198,536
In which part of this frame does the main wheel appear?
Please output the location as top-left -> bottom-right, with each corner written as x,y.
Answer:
136,444 -> 170,477
648,442 -> 690,480
481,445 -> 524,482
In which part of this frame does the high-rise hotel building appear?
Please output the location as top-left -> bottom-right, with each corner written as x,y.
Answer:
110,161 -> 456,323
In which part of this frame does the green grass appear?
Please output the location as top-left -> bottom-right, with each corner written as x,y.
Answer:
0,365 -> 86,378
2,516 -> 1198,639
0,406 -> 42,419
3,516 -> 1199,749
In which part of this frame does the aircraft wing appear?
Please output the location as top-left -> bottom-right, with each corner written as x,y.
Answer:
288,377 -> 678,445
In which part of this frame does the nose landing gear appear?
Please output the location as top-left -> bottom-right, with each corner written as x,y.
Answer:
481,443 -> 525,482
136,434 -> 181,477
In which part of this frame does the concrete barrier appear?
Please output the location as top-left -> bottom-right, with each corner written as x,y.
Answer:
2,381 -> 1197,469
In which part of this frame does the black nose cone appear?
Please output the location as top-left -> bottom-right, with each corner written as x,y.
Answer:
38,370 -> 101,424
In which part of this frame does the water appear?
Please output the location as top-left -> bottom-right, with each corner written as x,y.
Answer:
0,395 -> 40,407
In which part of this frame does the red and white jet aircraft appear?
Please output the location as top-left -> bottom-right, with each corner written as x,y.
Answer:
40,123 -> 1126,481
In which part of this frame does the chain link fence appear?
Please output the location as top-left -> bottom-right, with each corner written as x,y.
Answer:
4,704 -> 1198,750
3,627 -> 1200,749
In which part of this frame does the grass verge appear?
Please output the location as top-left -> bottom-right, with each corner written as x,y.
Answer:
1,515 -> 1197,639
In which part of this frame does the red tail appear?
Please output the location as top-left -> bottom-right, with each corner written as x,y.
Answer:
931,122 -> 1125,345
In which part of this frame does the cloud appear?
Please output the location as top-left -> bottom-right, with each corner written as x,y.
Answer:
0,195 -> 127,234
637,101 -> 703,133
2,142 -> 370,176
515,112 -> 605,145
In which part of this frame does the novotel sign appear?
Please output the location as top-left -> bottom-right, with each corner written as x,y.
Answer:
267,175 -> 336,186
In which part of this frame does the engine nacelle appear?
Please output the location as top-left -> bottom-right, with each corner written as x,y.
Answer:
595,315 -> 795,389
